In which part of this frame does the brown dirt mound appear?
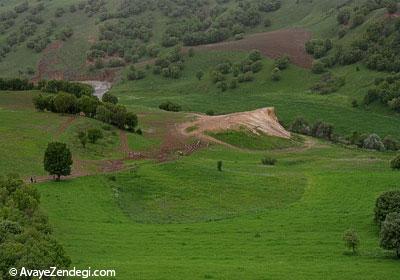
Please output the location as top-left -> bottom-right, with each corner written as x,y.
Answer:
181,107 -> 290,140
192,28 -> 313,68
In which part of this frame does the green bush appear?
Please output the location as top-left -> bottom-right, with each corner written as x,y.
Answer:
159,101 -> 182,112
374,190 -> 400,225
261,157 -> 277,165
87,128 -> 103,144
391,155 -> 400,170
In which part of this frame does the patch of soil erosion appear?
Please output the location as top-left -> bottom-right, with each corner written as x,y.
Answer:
191,28 -> 313,68
180,107 -> 291,144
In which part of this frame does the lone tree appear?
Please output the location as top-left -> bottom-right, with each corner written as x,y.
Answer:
380,212 -> 400,258
391,155 -> 400,170
217,161 -> 223,172
44,142 -> 73,181
343,229 -> 359,254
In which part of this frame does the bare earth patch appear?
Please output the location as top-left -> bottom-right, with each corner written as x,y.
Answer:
180,107 -> 291,146
192,28 -> 313,68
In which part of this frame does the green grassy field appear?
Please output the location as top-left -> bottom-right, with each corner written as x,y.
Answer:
38,141 -> 400,279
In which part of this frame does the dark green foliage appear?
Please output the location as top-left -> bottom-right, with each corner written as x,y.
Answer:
311,121 -> 334,140
102,93 -> 118,104
311,61 -> 325,74
274,56 -> 290,70
87,128 -> 103,144
289,117 -> 311,135
305,39 -> 332,59
159,101 -> 181,112
95,103 -> 138,130
374,191 -> 400,225
264,18 -> 272,27
383,136 -> 399,151
364,74 -> 400,112
0,78 -> 34,90
343,229 -> 359,254
261,156 -> 277,165
271,68 -> 281,81
248,50 -> 262,62
0,175 -> 71,277
217,161 -> 223,171
380,212 -> 400,257
258,0 -> 281,12
391,155 -> 400,170
77,95 -> 100,117
78,131 -> 88,148
216,81 -> 228,92
310,72 -> 345,94
53,93 -> 78,114
386,2 -> 398,14
127,66 -> 146,81
43,142 -> 73,180
40,80 -> 93,97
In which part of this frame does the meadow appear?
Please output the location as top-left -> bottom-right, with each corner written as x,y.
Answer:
38,141 -> 400,279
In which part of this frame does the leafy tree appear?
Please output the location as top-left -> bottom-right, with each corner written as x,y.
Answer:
159,101 -> 181,112
125,112 -> 138,132
87,128 -> 103,144
343,229 -> 359,254
380,212 -> 400,257
43,142 -> 73,180
248,50 -> 262,62
274,56 -> 290,70
312,60 -> 326,74
78,131 -> 87,148
337,9 -> 351,25
271,67 -> 281,81
363,134 -> 385,151
387,2 -> 398,14
102,93 -> 118,104
391,155 -> 400,170
289,117 -> 311,135
33,94 -> 49,111
77,95 -> 99,117
383,136 -> 399,151
53,93 -> 78,114
374,191 -> 400,225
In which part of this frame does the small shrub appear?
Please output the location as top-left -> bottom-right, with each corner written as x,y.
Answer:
217,161 -> 223,171
87,128 -> 103,144
391,155 -> 400,170
363,134 -> 385,151
271,68 -> 281,81
261,157 -> 277,165
159,101 -> 181,112
343,229 -> 359,254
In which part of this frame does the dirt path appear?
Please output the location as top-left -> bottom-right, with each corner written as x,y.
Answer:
55,116 -> 77,138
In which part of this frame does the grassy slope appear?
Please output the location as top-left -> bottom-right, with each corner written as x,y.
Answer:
38,142 -> 400,279
112,51 -> 400,139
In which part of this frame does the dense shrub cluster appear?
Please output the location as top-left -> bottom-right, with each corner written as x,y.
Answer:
0,78 -> 34,90
210,50 -> 263,91
310,72 -> 345,94
33,81 -> 138,131
289,117 -> 334,140
39,80 -> 93,97
348,131 -> 399,151
0,175 -> 71,278
364,74 -> 400,112
375,191 -> 400,226
305,39 -> 332,59
153,46 -> 185,79
159,101 -> 182,112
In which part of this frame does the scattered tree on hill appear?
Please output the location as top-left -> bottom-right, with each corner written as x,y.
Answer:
343,229 -> 359,254
380,212 -> 400,258
337,9 -> 351,25
374,191 -> 400,226
53,93 -> 78,114
311,61 -> 326,74
274,56 -> 290,70
248,50 -> 262,62
271,67 -> 281,81
363,134 -> 385,151
43,142 -> 73,180
78,131 -> 88,148
87,128 -> 103,144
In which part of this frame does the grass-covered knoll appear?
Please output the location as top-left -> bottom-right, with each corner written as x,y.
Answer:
38,142 -> 400,279
207,129 -> 303,150
112,51 -> 400,138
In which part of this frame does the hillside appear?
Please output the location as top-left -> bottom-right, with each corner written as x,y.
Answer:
1,0 -> 400,279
